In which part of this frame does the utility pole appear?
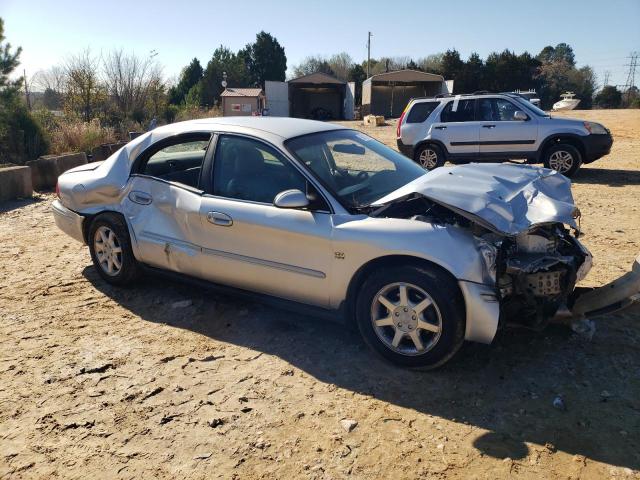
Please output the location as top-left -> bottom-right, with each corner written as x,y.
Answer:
622,51 -> 638,105
603,70 -> 610,86
366,31 -> 373,78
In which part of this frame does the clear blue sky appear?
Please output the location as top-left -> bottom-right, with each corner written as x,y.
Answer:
3,0 -> 639,87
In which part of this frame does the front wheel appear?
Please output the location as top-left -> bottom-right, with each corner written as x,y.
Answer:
355,265 -> 465,369
415,144 -> 445,171
543,143 -> 582,177
88,212 -> 140,286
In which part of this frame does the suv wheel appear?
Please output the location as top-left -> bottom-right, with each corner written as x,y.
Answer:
543,143 -> 582,177
355,265 -> 465,369
415,144 -> 445,170
88,212 -> 140,286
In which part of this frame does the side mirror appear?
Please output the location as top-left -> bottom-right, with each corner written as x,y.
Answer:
513,111 -> 529,121
274,189 -> 310,209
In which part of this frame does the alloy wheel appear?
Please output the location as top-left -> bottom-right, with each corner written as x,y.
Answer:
370,282 -> 443,356
548,150 -> 575,173
94,226 -> 123,276
418,149 -> 438,169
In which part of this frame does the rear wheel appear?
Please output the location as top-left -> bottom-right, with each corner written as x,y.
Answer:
415,144 -> 445,170
88,213 -> 140,286
543,143 -> 582,177
355,265 -> 465,369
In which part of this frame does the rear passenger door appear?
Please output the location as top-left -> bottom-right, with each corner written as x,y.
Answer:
125,133 -> 212,276
430,99 -> 480,157
478,98 -> 538,156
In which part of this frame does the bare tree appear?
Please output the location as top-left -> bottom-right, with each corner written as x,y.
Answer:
102,49 -> 161,120
32,65 -> 66,110
33,65 -> 65,93
327,52 -> 353,81
63,49 -> 103,121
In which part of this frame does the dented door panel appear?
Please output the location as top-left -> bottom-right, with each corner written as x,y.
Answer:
123,176 -> 202,276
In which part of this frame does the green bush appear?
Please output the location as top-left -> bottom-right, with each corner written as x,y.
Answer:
0,94 -> 50,165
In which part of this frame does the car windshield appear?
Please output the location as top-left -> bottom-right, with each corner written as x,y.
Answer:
286,129 -> 426,210
513,96 -> 549,117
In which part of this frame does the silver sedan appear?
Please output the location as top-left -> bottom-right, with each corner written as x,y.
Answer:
52,117 -> 640,369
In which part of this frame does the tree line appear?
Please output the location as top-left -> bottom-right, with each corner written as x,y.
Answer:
291,43 -> 607,110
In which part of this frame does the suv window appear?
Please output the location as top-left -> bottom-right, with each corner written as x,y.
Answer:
479,98 -> 523,121
141,135 -> 210,188
440,99 -> 476,122
406,102 -> 438,123
213,135 -> 307,204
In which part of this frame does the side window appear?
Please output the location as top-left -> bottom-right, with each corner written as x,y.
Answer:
406,102 -> 438,123
440,99 -> 476,122
494,98 -> 521,121
213,135 -> 307,204
141,136 -> 210,189
479,98 -> 522,121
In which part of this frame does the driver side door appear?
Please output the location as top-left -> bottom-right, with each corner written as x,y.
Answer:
192,134 -> 335,308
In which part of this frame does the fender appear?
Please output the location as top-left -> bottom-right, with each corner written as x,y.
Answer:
536,133 -> 587,161
413,138 -> 449,159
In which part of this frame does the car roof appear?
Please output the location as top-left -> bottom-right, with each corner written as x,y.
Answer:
149,116 -> 344,140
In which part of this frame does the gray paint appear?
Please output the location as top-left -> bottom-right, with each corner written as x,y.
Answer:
374,163 -> 579,236
52,119 -> 597,347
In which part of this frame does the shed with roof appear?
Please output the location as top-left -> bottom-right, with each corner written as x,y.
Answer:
221,88 -> 265,116
361,70 -> 450,118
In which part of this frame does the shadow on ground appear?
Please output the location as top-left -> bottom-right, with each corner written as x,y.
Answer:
572,167 -> 640,186
0,196 -> 42,214
83,267 -> 640,470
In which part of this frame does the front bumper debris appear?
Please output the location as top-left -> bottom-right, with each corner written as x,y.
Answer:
558,253 -> 640,321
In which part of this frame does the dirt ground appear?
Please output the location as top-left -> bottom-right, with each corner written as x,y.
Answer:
1,110 -> 639,479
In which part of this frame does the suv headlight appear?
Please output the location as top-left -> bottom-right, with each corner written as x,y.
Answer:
583,121 -> 608,135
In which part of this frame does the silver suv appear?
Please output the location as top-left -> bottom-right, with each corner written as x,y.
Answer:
396,92 -> 613,177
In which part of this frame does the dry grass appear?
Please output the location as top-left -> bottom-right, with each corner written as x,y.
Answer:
174,105 -> 222,122
49,118 -> 117,155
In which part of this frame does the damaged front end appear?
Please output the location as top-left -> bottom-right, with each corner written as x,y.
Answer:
492,225 -> 591,329
371,164 -> 640,332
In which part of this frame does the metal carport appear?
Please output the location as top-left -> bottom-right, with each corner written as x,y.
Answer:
362,70 -> 449,118
288,72 -> 348,120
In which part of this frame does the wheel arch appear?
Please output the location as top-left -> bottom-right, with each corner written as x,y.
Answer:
82,210 -> 130,245
413,139 -> 449,160
344,255 -> 465,327
538,134 -> 586,162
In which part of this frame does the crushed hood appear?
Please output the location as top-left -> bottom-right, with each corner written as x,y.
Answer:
372,163 -> 579,235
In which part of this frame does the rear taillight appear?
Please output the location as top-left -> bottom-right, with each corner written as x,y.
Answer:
55,181 -> 60,198
397,104 -> 410,138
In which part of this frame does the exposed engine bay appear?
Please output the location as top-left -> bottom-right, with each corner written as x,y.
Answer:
372,194 -> 592,329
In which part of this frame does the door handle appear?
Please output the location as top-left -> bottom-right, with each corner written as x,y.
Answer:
206,211 -> 233,227
482,125 -> 496,129
128,191 -> 152,205
434,126 -> 447,130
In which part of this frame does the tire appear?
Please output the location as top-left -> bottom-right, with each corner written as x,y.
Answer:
88,212 -> 140,286
355,265 -> 465,370
415,144 -> 445,171
543,143 -> 582,177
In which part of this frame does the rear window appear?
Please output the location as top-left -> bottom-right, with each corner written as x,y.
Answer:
440,99 -> 476,122
406,102 -> 438,123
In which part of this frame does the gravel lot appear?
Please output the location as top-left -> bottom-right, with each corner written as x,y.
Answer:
1,110 -> 639,479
